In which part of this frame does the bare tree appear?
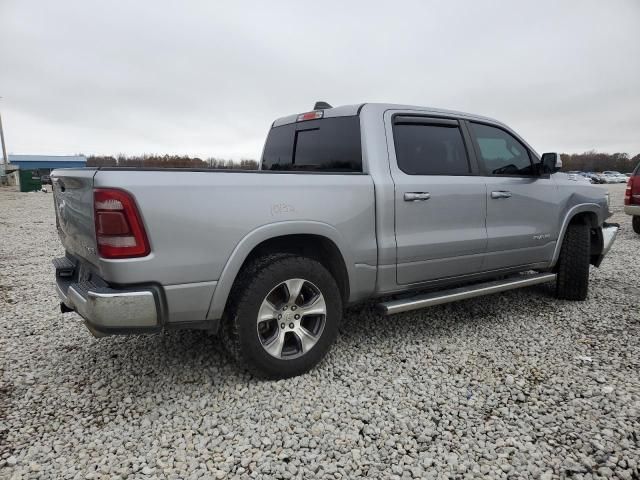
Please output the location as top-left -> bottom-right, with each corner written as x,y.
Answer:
560,151 -> 638,172
86,154 -> 258,170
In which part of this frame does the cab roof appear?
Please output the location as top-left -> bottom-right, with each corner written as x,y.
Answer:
272,103 -> 505,128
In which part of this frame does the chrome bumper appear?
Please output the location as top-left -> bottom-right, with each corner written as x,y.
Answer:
54,257 -> 160,336
593,224 -> 619,267
624,204 -> 640,216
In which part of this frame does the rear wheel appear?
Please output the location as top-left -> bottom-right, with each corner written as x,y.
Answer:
555,222 -> 590,300
222,255 -> 342,379
633,215 -> 640,234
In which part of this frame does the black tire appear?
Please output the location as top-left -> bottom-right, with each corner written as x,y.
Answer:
222,254 -> 342,379
633,216 -> 640,234
555,222 -> 590,300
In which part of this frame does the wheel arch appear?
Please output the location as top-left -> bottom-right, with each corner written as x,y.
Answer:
206,222 -> 354,321
550,204 -> 602,268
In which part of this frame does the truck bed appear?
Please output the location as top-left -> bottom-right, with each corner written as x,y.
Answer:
52,168 -> 378,324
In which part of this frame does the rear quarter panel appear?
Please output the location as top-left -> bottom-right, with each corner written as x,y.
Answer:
93,170 -> 377,295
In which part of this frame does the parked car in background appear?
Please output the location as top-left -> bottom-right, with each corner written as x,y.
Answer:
564,171 -> 592,184
602,171 -> 628,183
51,102 -> 618,378
624,162 -> 640,234
593,172 -> 614,184
582,172 -> 600,183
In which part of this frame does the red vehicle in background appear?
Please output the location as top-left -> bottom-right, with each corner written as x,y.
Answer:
625,162 -> 640,234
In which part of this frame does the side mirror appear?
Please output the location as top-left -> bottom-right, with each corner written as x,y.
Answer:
540,152 -> 562,174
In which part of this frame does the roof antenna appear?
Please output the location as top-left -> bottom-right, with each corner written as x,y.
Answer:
314,101 -> 332,110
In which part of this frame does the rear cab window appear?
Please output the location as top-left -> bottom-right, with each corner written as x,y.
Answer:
261,116 -> 362,172
392,116 -> 471,175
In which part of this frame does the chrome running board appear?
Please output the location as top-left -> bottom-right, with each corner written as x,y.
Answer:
378,273 -> 557,315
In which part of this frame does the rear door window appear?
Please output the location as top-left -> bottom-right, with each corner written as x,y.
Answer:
261,116 -> 362,172
392,118 -> 471,175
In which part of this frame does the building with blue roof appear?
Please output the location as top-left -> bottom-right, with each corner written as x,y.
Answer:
8,154 -> 87,171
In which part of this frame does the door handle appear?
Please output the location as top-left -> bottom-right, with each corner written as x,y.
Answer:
404,192 -> 431,202
491,191 -> 512,199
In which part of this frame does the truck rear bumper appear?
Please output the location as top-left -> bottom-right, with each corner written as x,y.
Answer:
54,257 -> 162,336
57,282 -> 160,335
624,204 -> 640,216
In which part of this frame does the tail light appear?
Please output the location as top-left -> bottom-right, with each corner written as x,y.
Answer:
94,188 -> 150,258
625,176 -> 640,205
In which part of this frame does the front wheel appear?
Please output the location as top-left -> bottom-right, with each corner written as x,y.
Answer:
633,215 -> 640,234
222,255 -> 342,379
555,222 -> 590,300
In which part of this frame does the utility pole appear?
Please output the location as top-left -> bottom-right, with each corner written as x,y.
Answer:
0,97 -> 7,172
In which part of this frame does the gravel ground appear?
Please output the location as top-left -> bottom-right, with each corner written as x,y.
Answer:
1,183 -> 638,480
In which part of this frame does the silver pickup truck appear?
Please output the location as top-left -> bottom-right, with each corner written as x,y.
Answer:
52,102 -> 618,378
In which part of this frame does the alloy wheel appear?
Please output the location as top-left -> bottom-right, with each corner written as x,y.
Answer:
256,278 -> 327,359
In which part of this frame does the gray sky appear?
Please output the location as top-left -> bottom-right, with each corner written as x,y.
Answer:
1,0 -> 639,159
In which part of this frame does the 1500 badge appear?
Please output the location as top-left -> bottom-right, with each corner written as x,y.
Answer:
271,203 -> 296,216
533,233 -> 551,240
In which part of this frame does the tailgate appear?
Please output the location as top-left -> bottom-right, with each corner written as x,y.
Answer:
51,169 -> 100,266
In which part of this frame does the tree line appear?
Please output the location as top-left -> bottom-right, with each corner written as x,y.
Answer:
559,151 -> 639,173
86,151 -> 640,173
86,154 -> 258,170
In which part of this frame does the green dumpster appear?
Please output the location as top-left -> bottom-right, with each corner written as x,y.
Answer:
19,169 -> 43,192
